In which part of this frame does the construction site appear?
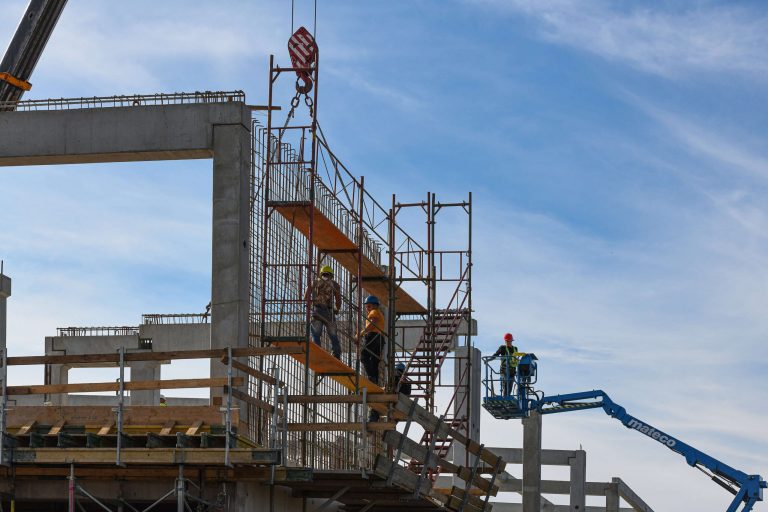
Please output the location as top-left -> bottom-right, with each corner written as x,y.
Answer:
0,2 -> 765,512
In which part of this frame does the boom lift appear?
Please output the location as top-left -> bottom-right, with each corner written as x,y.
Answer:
0,0 -> 68,108
482,353 -> 766,512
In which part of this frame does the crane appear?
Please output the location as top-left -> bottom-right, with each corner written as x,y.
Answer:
0,0 -> 68,109
482,353 -> 766,512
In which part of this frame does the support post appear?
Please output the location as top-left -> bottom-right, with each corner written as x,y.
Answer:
0,266 -> 10,352
68,464 -> 75,512
176,464 -> 185,512
116,346 -> 125,466
605,482 -> 620,512
569,450 -> 586,511
522,411 -> 542,512
0,348 -> 7,467
210,121 -> 251,400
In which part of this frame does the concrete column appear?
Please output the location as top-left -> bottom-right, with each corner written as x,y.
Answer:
0,271 -> 10,352
452,346 -> 482,468
605,482 -> 620,512
569,450 -> 586,511
49,364 -> 69,405
129,361 -> 161,405
522,411 -> 542,512
210,122 -> 251,399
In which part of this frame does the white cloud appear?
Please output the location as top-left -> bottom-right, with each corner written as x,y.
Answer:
472,0 -> 768,80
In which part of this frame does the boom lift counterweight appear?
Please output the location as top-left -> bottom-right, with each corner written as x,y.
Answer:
482,353 -> 766,512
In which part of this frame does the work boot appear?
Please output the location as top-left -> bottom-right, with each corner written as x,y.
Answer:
332,350 -> 342,361
368,410 -> 380,423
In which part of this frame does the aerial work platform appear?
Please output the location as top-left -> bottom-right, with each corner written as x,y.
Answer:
272,203 -> 427,314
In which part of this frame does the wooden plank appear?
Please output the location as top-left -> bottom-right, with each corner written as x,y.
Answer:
222,356 -> 281,386
97,420 -> 114,436
6,346 -> 303,366
272,340 -> 383,394
230,387 -> 276,415
7,406 -> 231,432
286,422 -> 397,432
48,420 -> 65,436
186,420 -> 203,436
443,486 -> 487,512
16,420 -> 35,436
159,420 -> 175,436
382,430 -> 498,496
273,205 -> 427,315
6,377 -> 244,396
11,447 -> 281,466
372,455 -> 433,496
393,395 -> 506,472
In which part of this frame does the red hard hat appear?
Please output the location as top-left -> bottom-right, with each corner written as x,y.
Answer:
504,333 -> 514,342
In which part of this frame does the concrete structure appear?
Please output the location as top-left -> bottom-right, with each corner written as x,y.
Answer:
0,92 -> 656,512
0,268 -> 9,352
0,100 -> 251,397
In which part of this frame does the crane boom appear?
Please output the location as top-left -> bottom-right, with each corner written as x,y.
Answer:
0,0 -> 68,108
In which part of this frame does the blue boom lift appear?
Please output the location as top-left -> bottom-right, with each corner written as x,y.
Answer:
482,353 -> 766,512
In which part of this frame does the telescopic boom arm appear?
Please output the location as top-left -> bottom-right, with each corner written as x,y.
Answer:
0,0 -> 68,108
533,390 -> 766,512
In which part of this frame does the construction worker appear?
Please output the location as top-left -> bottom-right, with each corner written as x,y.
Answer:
305,265 -> 342,359
394,362 -> 412,397
492,333 -> 519,397
159,395 -> 167,407
357,295 -> 385,421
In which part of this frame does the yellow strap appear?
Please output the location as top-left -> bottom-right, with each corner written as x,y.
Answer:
0,72 -> 32,91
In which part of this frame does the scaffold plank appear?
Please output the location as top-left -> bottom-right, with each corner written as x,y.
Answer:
272,340 -> 382,393
382,430 -> 498,496
273,205 -> 426,314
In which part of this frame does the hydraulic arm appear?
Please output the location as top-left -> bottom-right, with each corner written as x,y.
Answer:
535,390 -> 766,512
481,354 -> 766,512
0,0 -> 68,108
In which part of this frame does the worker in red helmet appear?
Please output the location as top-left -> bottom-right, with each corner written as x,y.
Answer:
492,333 -> 520,397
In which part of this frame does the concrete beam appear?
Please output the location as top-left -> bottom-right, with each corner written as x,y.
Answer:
0,103 -> 248,166
487,447 -> 581,466
495,473 -> 616,497
491,504 -> 634,512
613,478 -> 655,512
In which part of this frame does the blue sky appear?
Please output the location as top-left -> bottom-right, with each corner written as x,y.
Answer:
1,1 -> 767,510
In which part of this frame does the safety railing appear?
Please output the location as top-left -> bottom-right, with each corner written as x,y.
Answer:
141,313 -> 210,325
1,90 -> 245,111
56,326 -> 139,337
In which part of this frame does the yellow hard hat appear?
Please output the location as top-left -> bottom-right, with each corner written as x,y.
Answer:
320,265 -> 334,276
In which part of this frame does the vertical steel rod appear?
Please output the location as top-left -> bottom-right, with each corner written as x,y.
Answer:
0,348 -> 7,467
116,346 -> 125,466
225,346 -> 233,467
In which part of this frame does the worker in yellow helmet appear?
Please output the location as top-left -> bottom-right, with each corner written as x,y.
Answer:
305,265 -> 342,359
